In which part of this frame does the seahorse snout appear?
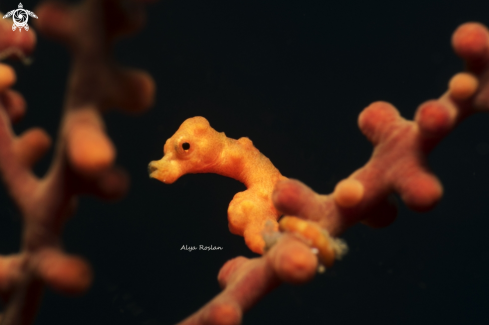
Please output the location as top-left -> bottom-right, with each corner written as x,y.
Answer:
147,158 -> 182,184
148,161 -> 158,175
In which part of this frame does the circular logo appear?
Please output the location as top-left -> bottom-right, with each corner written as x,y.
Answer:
13,10 -> 28,27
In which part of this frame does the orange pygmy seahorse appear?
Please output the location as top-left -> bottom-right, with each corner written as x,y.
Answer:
148,117 -> 287,254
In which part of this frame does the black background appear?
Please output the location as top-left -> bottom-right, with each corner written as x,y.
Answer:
1,0 -> 489,324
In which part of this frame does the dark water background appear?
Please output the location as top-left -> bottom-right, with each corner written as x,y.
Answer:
0,0 -> 489,324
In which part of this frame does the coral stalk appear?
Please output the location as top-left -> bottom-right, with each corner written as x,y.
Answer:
0,1 -> 155,324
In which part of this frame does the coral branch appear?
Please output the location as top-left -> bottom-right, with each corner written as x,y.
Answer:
273,23 -> 489,236
177,235 -> 317,325
0,0 -> 156,324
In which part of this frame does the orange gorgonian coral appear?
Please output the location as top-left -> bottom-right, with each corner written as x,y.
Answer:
0,0 -> 155,324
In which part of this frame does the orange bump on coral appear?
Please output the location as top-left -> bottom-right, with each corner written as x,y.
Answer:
67,124 -> 115,175
451,22 -> 489,61
415,100 -> 454,136
14,128 -> 51,167
1,89 -> 26,123
36,251 -> 92,296
279,216 -> 347,269
449,72 -> 479,101
149,116 -> 287,254
110,69 -> 156,113
0,64 -> 16,92
333,178 -> 364,208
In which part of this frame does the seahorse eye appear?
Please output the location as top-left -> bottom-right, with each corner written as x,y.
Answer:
182,142 -> 190,151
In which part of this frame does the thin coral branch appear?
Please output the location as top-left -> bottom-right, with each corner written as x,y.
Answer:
0,1 -> 155,324
275,23 -> 489,235
177,235 -> 317,325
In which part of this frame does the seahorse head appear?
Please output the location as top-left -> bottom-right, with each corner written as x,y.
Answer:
148,117 -> 226,183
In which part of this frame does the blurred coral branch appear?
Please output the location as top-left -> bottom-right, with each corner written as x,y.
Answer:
0,0 -> 155,324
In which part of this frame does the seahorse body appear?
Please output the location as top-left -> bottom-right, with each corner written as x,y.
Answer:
148,117 -> 287,253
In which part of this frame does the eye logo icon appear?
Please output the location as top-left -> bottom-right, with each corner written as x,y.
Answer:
2,3 -> 38,32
